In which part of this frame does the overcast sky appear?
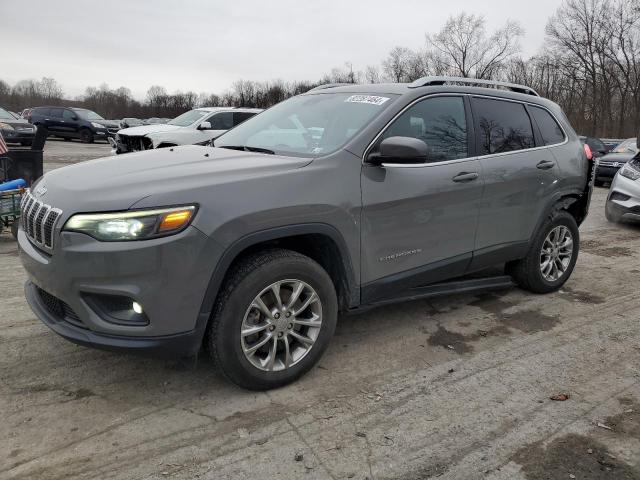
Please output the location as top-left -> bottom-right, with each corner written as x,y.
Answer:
1,0 -> 563,100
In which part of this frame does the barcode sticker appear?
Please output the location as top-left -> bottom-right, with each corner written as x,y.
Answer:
344,95 -> 390,106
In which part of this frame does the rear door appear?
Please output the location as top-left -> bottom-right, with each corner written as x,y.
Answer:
60,109 -> 79,137
361,95 -> 483,302
470,97 -> 563,268
46,108 -> 65,135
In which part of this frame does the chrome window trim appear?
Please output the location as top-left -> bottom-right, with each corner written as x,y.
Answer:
362,92 -> 569,169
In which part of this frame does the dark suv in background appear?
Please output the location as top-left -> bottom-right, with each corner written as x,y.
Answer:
30,107 -> 119,143
19,77 -> 592,390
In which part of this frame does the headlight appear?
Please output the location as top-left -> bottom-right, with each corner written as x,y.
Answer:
91,122 -> 105,129
620,162 -> 640,181
0,122 -> 15,131
63,206 -> 197,241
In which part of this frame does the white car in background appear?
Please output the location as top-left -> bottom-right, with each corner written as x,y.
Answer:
112,107 -> 262,154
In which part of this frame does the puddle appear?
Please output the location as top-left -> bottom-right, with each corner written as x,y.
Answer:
427,323 -> 510,354
512,433 -> 639,479
581,239 -> 633,258
471,293 -> 560,333
560,287 -> 606,305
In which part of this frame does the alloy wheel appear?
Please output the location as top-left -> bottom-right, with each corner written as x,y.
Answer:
540,225 -> 574,282
240,279 -> 322,372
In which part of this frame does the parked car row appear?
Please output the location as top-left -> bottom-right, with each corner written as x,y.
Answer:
112,107 -> 261,154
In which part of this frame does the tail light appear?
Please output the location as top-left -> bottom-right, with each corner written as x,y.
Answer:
583,143 -> 593,161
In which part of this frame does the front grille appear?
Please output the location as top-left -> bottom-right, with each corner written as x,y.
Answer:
117,134 -> 152,152
20,190 -> 63,251
36,287 -> 84,328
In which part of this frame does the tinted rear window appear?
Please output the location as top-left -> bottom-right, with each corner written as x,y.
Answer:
530,106 -> 565,145
472,98 -> 534,155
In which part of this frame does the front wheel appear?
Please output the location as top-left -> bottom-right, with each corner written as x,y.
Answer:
507,211 -> 579,294
206,249 -> 338,390
80,129 -> 94,143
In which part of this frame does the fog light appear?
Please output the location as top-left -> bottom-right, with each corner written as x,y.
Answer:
132,301 -> 143,314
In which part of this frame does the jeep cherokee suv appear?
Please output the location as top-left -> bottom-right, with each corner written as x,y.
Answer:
19,77 -> 592,390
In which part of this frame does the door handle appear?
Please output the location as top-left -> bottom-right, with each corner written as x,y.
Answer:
537,160 -> 555,170
452,172 -> 479,183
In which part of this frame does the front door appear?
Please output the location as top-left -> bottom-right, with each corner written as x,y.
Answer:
361,95 -> 483,303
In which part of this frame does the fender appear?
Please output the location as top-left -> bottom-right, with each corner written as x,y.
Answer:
197,223 -> 359,319
532,187 -> 584,237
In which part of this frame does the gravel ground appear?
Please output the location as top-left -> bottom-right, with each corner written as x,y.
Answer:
1,141 -> 639,480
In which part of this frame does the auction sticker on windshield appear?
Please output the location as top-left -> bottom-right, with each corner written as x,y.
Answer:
344,95 -> 390,106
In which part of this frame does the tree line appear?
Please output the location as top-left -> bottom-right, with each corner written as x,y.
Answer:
1,0 -> 639,138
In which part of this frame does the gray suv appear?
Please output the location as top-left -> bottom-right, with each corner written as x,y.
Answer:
19,77 -> 592,390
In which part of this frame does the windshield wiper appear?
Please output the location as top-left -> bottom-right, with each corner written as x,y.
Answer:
218,145 -> 275,155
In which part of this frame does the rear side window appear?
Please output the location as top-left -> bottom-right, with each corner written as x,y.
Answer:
49,108 -> 64,119
530,106 -> 565,145
208,112 -> 234,129
472,98 -> 534,154
34,107 -> 50,117
233,112 -> 255,126
62,110 -> 76,121
378,96 -> 468,163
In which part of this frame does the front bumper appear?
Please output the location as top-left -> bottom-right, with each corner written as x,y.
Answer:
25,281 -> 207,357
606,172 -> 640,222
19,225 -> 223,357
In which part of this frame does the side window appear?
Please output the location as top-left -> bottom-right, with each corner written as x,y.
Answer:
530,106 -> 565,145
379,96 -> 468,163
472,98 -> 534,154
233,112 -> 255,126
208,112 -> 234,130
49,108 -> 64,119
62,110 -> 76,121
36,107 -> 50,117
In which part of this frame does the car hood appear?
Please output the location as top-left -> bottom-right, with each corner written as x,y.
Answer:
118,124 -> 182,136
600,152 -> 636,162
0,118 -> 34,129
33,145 -> 311,215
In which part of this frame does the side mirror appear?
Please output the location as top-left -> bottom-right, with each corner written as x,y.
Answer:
367,136 -> 428,165
197,121 -> 212,130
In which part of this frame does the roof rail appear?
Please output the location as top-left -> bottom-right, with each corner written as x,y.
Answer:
307,83 -> 353,92
408,76 -> 539,96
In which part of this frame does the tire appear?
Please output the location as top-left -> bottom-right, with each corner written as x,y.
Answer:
594,179 -> 604,187
20,141 -> 32,147
64,137 -> 72,142
507,210 -> 579,294
206,248 -> 338,390
80,129 -> 94,144
10,221 -> 18,239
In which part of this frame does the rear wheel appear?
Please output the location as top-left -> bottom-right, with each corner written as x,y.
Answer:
594,179 -> 605,187
10,221 -> 18,239
63,137 -> 72,142
507,211 -> 579,293
20,141 -> 32,147
80,129 -> 94,143
206,249 -> 338,390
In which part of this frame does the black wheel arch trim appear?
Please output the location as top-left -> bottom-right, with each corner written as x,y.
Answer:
197,223 -> 359,323
533,188 -> 585,237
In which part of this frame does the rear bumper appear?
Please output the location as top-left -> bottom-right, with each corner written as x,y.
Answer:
25,280 -> 208,357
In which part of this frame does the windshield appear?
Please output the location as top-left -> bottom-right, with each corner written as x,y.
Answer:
0,107 -> 15,120
168,110 -> 209,127
612,138 -> 638,154
77,109 -> 105,121
215,93 -> 397,157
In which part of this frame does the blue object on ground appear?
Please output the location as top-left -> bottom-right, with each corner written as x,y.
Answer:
0,178 -> 27,191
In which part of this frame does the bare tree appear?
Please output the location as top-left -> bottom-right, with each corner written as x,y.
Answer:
426,13 -> 523,79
